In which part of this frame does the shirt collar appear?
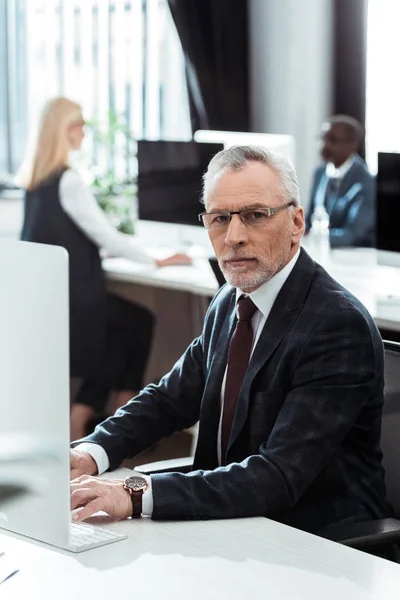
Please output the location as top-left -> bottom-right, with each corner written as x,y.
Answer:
325,154 -> 355,180
235,249 -> 300,318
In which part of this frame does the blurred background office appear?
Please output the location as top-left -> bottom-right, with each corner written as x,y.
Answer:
17,96 -> 189,440
1,0 -> 400,445
1,0 -> 399,232
305,115 -> 376,248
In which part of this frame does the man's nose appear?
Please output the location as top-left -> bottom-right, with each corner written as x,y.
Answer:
224,214 -> 248,247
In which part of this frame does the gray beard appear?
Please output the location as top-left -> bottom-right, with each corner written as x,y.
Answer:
222,268 -> 271,290
219,249 -> 292,291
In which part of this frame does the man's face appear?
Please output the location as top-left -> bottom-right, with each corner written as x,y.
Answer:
205,162 -> 305,293
319,122 -> 357,167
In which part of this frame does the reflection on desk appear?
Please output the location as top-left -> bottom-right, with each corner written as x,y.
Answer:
1,469 -> 400,599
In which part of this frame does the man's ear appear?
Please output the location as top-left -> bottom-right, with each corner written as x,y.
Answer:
291,207 -> 305,244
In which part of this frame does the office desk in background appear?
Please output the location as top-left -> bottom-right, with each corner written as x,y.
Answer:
1,468 -> 400,600
2,210 -> 400,379
104,221 -> 400,382
103,221 -> 217,382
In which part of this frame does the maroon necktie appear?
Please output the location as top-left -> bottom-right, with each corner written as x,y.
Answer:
221,295 -> 257,464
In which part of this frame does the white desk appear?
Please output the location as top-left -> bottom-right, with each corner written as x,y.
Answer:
103,224 -> 400,381
2,214 -> 400,377
1,468 -> 400,599
2,209 -> 399,332
104,222 -> 400,333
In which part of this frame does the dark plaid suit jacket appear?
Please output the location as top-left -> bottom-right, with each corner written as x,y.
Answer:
85,249 -> 390,533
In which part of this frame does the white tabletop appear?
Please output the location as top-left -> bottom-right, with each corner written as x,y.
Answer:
1,469 -> 400,600
103,222 -> 400,332
103,220 -> 219,296
2,210 -> 400,331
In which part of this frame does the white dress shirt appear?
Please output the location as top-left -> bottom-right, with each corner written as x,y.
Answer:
59,169 -> 154,265
78,249 -> 301,515
325,154 -> 355,180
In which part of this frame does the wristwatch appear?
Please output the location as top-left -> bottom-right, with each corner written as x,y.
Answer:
123,475 -> 149,518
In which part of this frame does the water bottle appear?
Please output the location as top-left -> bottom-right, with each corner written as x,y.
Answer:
309,205 -> 330,264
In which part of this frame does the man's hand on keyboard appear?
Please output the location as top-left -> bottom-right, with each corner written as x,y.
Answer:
70,476 -> 132,522
70,449 -> 98,480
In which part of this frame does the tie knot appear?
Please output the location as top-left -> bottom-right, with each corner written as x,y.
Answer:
237,296 -> 257,321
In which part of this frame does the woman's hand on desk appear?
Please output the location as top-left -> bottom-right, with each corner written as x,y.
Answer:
155,253 -> 192,268
70,476 -> 132,521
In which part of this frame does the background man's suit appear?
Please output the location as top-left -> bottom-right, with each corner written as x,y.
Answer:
306,155 -> 375,247
82,249 -> 390,534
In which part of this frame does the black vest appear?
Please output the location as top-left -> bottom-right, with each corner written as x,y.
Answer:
21,169 -> 107,377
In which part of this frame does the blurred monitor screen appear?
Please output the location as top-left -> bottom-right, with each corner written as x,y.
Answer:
137,141 -> 224,227
376,152 -> 400,267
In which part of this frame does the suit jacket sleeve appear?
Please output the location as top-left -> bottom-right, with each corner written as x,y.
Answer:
77,335 -> 205,470
329,175 -> 375,247
150,307 -> 383,520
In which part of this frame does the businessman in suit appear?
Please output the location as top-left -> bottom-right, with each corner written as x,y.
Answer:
306,115 -> 375,247
70,145 -> 390,537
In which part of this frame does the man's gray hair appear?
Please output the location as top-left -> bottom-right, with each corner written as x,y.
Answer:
201,145 -> 300,208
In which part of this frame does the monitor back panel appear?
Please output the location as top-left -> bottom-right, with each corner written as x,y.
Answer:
0,240 -> 70,547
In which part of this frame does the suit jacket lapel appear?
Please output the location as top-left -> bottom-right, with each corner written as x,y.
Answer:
193,290 -> 237,470
315,172 -> 329,209
337,163 -> 355,196
227,249 -> 317,454
330,161 -> 359,217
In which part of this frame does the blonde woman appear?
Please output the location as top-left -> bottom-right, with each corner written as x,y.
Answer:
19,97 -> 190,441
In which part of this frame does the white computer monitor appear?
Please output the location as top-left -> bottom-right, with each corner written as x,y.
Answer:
0,240 -> 126,552
0,240 -> 70,547
194,129 -> 296,165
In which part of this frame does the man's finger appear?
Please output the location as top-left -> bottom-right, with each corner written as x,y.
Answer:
70,481 -> 97,495
72,498 -> 104,522
70,476 -> 97,489
70,468 -> 84,480
71,474 -> 96,483
70,487 -> 95,510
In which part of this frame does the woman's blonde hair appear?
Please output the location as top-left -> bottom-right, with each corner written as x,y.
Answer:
17,97 -> 83,190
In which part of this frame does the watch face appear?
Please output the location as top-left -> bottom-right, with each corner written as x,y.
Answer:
125,476 -> 147,491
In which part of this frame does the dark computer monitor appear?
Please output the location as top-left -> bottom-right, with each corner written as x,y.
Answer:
137,140 -> 224,226
376,152 -> 400,267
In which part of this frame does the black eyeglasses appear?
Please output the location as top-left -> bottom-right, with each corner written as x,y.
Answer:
198,201 -> 295,230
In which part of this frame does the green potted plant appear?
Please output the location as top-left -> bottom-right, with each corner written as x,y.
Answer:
86,111 -> 138,235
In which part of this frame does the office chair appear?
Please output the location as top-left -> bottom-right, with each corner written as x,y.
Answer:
325,340 -> 400,552
135,340 -> 400,552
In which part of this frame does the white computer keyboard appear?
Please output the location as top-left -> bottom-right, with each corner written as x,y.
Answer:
68,521 -> 127,553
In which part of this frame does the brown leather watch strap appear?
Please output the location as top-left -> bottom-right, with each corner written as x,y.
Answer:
130,490 -> 143,518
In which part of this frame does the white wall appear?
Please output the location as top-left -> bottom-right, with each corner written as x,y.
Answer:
249,0 -> 333,208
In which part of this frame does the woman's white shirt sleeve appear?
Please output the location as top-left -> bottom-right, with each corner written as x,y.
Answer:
59,170 -> 154,265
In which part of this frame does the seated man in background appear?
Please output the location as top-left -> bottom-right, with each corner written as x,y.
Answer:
306,115 -> 375,247
70,146 -> 392,555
